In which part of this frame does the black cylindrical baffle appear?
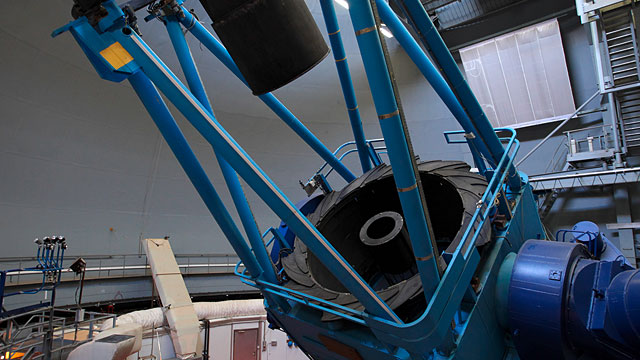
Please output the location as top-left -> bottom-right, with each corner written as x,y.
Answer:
199,0 -> 330,95
359,211 -> 415,275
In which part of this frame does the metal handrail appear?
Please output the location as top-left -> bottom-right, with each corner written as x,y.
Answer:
314,138 -> 387,178
1,253 -> 241,287
0,308 -> 117,359
235,128 -> 520,333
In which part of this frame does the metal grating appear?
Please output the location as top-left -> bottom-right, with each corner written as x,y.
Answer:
433,0 -> 521,29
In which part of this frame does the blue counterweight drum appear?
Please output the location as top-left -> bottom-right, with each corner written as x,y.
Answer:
508,238 -> 640,359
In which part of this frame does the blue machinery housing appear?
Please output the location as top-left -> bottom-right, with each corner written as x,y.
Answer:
53,1 -> 639,359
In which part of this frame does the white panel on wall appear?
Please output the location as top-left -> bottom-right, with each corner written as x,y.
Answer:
460,18 -> 576,128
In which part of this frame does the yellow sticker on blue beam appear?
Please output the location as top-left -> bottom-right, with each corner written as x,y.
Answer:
100,42 -> 134,70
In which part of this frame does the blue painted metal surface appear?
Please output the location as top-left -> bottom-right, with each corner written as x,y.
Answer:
319,0 -> 371,174
507,239 -> 640,359
347,0 -> 441,303
53,0 -> 401,323
559,221 -> 633,266
607,269 -> 640,351
270,193 -> 325,263
51,1 -> 639,359
177,9 -> 357,184
394,0 -> 521,191
376,0 -> 490,175
127,70 -> 266,281
164,16 -> 278,286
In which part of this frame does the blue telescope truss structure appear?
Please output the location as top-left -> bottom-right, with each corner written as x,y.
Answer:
52,1 -> 639,359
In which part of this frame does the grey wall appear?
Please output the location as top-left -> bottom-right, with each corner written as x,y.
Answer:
0,1 -> 636,265
0,0 -> 468,259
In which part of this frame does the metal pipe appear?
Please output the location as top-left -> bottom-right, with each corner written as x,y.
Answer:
43,242 -> 51,268
202,319 -> 210,360
607,92 -> 624,167
77,269 -> 86,308
127,70 -> 264,281
376,0 -> 489,174
119,32 -> 401,323
319,0 -> 371,173
516,90 -> 601,166
397,0 -> 521,190
590,21 -> 606,94
178,10 -> 357,183
165,17 -> 278,285
346,0 -> 440,298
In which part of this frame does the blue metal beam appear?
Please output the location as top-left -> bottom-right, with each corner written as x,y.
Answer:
164,17 -> 279,286
178,10 -> 357,183
376,0 -> 488,174
127,70 -> 265,281
397,0 -> 521,191
346,0 -> 440,299
118,29 -> 401,324
319,0 -> 372,174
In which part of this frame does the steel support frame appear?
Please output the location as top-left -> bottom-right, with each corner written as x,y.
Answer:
395,0 -> 521,191
613,186 -> 637,266
346,0 -> 441,300
175,8 -> 357,183
164,16 -> 277,286
52,0 -> 534,355
318,0 -> 372,174
375,0 -> 488,174
61,1 -> 399,323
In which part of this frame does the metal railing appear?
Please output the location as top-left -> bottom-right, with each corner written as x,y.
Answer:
236,129 -> 520,330
565,124 -> 616,159
0,307 -> 116,360
301,138 -> 388,195
0,253 -> 241,287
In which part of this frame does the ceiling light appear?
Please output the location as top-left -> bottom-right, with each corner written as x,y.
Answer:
335,0 -> 349,9
380,24 -> 393,38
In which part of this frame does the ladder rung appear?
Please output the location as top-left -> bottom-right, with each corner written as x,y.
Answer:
606,27 -> 629,36
609,46 -> 635,55
623,120 -> 640,126
611,53 -> 636,61
615,73 -> 639,81
609,40 -> 634,48
612,60 -> 637,68
622,113 -> 640,121
624,127 -> 640,134
613,68 -> 637,75
621,106 -> 640,113
620,103 -> 640,110
607,33 -> 632,42
618,88 -> 640,97
604,11 -> 630,21
605,21 -> 631,31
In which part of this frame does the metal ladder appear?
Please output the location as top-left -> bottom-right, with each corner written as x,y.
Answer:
615,88 -> 640,150
602,7 -> 640,87
601,5 -> 640,152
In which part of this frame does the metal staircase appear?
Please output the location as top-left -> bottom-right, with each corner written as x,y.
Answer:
603,8 -> 640,87
615,88 -> 640,150
601,4 -> 640,153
